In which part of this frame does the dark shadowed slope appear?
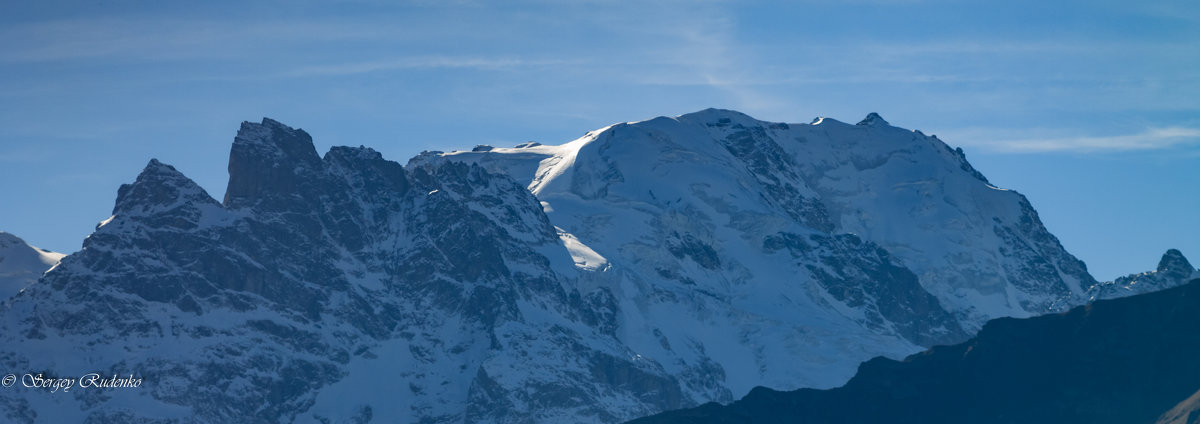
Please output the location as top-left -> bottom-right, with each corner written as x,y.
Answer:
632,278 -> 1200,424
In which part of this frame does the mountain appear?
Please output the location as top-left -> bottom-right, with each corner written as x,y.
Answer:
413,108 -> 1097,393
0,231 -> 64,299
2,120 -> 668,423
1087,249 -> 1199,301
417,109 -> 1096,330
0,111 -> 1107,423
630,277 -> 1200,424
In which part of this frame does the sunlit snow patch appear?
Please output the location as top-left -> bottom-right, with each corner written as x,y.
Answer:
555,227 -> 608,271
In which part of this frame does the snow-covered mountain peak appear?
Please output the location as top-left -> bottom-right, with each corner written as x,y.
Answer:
0,231 -> 64,298
675,107 -> 761,128
0,231 -> 29,251
427,108 -> 1097,332
0,232 -> 64,268
856,112 -> 889,126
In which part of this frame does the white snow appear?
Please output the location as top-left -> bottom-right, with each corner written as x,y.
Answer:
0,231 -> 66,299
424,108 -> 1096,403
557,227 -> 609,271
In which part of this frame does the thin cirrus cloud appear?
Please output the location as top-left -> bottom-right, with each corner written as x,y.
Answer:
282,57 -> 582,77
0,18 -> 410,63
951,127 -> 1200,153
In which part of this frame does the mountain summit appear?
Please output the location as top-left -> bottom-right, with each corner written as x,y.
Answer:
855,112 -> 889,126
0,110 -> 1127,423
0,231 -> 63,299
1158,249 -> 1195,278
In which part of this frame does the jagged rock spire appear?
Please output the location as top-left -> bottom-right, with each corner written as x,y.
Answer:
224,118 -> 322,209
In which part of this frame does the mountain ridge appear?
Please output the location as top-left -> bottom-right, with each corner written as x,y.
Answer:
0,110 -> 1176,423
424,108 -> 1096,330
1086,248 -> 1199,301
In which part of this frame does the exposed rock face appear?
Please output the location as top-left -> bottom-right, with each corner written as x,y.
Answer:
632,279 -> 1200,424
0,110 -> 1123,423
0,119 -> 667,423
1158,249 -> 1197,281
0,231 -> 63,299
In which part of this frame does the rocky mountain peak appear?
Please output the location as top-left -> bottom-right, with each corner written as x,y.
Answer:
1157,249 -> 1195,280
1086,249 -> 1197,302
113,158 -> 219,216
224,118 -> 323,209
326,144 -> 383,161
233,118 -> 320,163
324,145 -> 410,197
856,112 -> 889,126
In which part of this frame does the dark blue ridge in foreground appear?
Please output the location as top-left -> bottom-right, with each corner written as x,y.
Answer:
630,278 -> 1200,424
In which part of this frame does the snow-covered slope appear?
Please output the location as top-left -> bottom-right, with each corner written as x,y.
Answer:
1,111 -> 1109,423
1087,249 -> 1199,301
0,231 -> 64,298
418,109 -> 1096,332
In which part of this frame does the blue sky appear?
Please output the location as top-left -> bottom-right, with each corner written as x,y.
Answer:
1,0 -> 1196,281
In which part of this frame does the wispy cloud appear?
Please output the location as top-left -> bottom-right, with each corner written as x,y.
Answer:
616,3 -> 789,114
283,57 -> 579,77
0,17 -> 408,63
951,127 -> 1200,153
